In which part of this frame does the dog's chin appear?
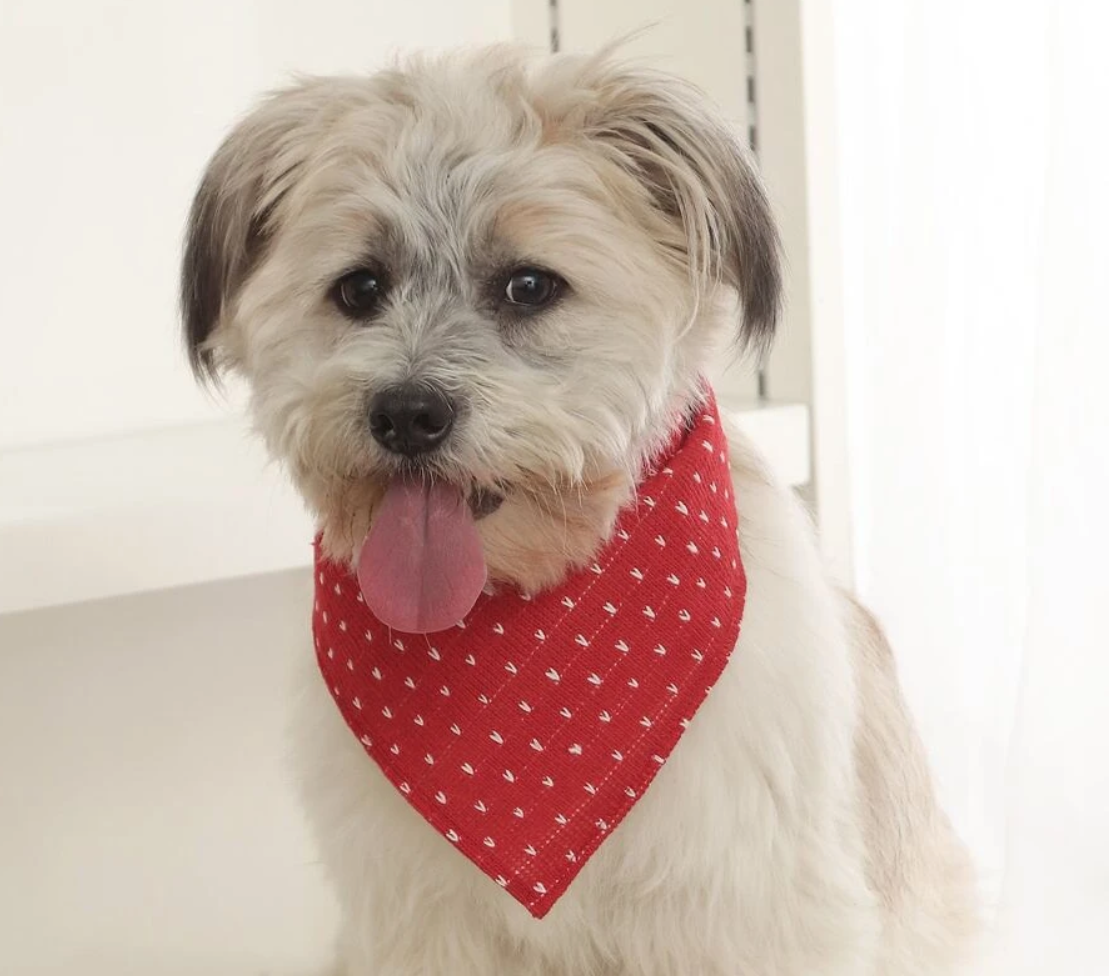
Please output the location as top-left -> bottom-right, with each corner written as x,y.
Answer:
310,464 -> 632,596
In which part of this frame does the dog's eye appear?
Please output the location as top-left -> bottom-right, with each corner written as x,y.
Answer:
333,269 -> 385,317
503,268 -> 561,308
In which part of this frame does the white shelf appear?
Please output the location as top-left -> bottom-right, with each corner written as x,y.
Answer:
728,400 -> 812,489
0,421 -> 314,616
0,403 -> 808,616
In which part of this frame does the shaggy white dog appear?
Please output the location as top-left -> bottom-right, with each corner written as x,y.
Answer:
182,46 -> 978,975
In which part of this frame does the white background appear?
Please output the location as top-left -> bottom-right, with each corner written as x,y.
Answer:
831,1 -> 1108,969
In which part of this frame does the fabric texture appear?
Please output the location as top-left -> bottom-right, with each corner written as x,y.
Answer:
312,396 -> 746,916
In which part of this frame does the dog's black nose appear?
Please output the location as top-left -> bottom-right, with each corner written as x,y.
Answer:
368,385 -> 456,456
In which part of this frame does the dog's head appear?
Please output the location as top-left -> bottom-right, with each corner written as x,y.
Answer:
182,48 -> 779,607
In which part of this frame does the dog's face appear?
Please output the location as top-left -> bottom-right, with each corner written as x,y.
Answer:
182,49 -> 779,594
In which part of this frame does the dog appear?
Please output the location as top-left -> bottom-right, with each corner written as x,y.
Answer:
181,46 -> 979,976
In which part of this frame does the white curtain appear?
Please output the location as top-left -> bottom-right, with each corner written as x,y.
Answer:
830,1 -> 1108,970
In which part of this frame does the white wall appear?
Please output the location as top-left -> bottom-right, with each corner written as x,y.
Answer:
557,0 -> 748,122
0,0 -> 511,451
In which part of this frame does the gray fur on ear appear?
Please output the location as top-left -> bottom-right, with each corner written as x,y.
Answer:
580,61 -> 782,352
180,81 -> 334,382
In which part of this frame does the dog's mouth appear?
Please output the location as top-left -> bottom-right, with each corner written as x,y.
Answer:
355,474 -> 503,636
388,460 -> 505,521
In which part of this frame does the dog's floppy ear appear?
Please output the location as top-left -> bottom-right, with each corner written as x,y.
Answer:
181,83 -> 326,382
582,62 -> 782,352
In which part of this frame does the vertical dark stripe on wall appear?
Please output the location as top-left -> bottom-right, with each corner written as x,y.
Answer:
549,0 -> 560,53
745,0 -> 768,400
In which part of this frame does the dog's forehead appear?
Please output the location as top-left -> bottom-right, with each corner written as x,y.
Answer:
301,97 -> 594,273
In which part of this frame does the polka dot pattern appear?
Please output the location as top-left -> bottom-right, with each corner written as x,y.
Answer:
313,394 -> 746,918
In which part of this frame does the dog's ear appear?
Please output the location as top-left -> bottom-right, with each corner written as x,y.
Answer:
181,83 -> 325,383
582,62 -> 782,352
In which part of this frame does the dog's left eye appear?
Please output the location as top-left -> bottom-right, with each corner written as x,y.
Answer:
503,268 -> 562,308
333,269 -> 385,317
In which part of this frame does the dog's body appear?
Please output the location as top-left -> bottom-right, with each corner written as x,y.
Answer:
182,47 -> 978,975
292,430 -> 978,976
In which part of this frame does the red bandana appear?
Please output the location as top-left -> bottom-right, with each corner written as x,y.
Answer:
312,396 -> 746,917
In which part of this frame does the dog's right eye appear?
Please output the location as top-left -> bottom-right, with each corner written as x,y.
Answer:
333,269 -> 385,318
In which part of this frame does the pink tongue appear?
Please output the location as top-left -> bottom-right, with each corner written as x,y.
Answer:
357,479 -> 487,634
